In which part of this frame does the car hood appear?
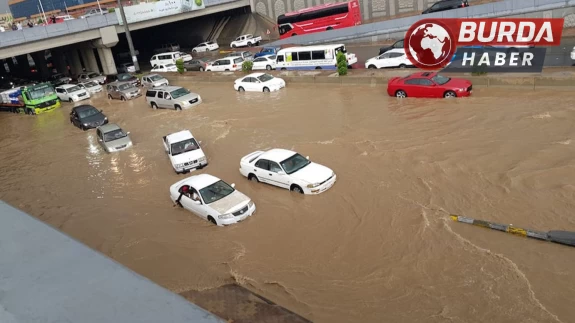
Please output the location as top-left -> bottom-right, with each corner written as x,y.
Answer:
175,93 -> 200,101
445,78 -> 472,88
87,85 -> 103,90
69,89 -> 88,96
120,88 -> 139,94
290,162 -> 333,184
80,112 -> 106,124
104,136 -> 132,149
208,190 -> 250,214
263,78 -> 285,86
152,79 -> 168,85
91,76 -> 106,81
171,148 -> 205,164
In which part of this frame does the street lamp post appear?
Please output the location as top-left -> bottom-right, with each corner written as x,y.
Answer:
116,0 -> 140,72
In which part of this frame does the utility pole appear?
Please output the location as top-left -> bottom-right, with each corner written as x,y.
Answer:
96,0 -> 103,14
116,0 -> 140,72
38,0 -> 47,24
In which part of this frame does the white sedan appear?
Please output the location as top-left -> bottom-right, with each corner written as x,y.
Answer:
192,41 -> 220,52
55,84 -> 91,102
170,174 -> 256,226
234,73 -> 285,92
151,64 -> 178,72
78,81 -> 103,94
365,48 -> 413,69
252,55 -> 277,71
239,148 -> 336,194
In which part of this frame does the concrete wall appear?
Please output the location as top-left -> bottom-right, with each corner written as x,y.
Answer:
267,0 -> 575,46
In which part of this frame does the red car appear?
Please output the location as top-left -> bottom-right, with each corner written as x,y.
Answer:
387,72 -> 472,98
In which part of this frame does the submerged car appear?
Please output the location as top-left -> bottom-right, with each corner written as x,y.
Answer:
77,71 -> 107,84
151,64 -> 178,73
183,58 -> 212,72
192,41 -> 219,52
141,74 -> 169,88
108,73 -> 141,87
55,84 -> 90,102
69,105 -> 108,130
106,81 -> 142,101
96,123 -> 133,153
145,86 -> 202,110
234,73 -> 286,92
365,48 -> 413,69
387,72 -> 472,98
170,174 -> 256,226
239,148 -> 336,195
78,81 -> 103,94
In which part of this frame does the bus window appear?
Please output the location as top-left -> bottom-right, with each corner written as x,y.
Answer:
311,50 -> 325,60
277,55 -> 285,62
298,51 -> 312,60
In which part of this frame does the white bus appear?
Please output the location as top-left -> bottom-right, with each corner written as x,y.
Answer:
275,44 -> 358,70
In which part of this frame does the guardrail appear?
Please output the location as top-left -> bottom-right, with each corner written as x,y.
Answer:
268,0 -> 575,46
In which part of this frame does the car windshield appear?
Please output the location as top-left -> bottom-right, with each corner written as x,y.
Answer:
85,81 -> 98,87
431,74 -> 451,85
28,85 -> 55,100
170,87 -> 190,99
280,153 -> 311,175
117,74 -> 132,81
88,73 -> 100,78
199,180 -> 235,205
67,85 -> 81,92
170,138 -> 199,156
77,107 -> 100,119
150,75 -> 163,81
207,41 -> 215,45
119,83 -> 134,91
257,74 -> 274,82
103,129 -> 127,142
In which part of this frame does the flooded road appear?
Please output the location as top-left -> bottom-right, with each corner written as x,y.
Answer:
1,83 -> 574,323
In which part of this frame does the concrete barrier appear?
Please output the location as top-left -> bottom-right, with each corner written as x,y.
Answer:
160,70 -> 575,91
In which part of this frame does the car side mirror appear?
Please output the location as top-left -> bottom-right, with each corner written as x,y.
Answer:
98,138 -> 102,142
126,131 -> 130,135
231,183 -> 236,188
100,109 -> 103,112
306,156 -> 309,160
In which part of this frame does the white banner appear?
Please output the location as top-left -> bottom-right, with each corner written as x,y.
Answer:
116,0 -> 205,25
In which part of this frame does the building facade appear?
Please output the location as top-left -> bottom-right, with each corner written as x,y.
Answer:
9,0 -> 85,19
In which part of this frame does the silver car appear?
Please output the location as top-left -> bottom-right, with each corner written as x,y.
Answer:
78,71 -> 107,84
96,123 -> 133,153
106,81 -> 142,101
141,74 -> 169,88
145,86 -> 202,110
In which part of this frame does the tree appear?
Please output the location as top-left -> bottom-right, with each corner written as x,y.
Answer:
336,51 -> 348,76
175,58 -> 185,74
242,60 -> 253,72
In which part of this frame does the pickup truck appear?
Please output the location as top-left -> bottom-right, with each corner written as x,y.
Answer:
230,34 -> 262,48
163,130 -> 208,174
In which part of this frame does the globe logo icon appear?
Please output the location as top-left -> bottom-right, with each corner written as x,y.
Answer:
405,20 -> 456,69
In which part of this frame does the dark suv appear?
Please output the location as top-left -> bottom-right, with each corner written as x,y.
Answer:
379,39 -> 404,55
422,0 -> 469,14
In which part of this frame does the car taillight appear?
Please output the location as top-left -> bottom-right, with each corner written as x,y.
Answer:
233,64 -> 237,68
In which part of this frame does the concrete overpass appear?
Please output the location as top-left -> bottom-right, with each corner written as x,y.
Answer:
0,0 -> 249,77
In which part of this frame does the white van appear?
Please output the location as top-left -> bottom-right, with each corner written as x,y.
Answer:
150,52 -> 192,68
275,44 -> 358,71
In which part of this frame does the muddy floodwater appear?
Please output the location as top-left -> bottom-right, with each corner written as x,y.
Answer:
1,83 -> 574,323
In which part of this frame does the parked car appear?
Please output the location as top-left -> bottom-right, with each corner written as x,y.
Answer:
69,105 -> 108,130
80,8 -> 107,19
55,84 -> 90,102
239,148 -> 336,194
192,41 -> 219,52
254,46 -> 281,59
141,74 -> 169,88
96,123 -> 133,153
50,73 -> 72,85
422,0 -> 469,14
117,63 -> 136,73
379,39 -> 404,55
365,48 -> 413,69
206,56 -> 244,72
154,43 -> 180,54
113,73 -> 141,87
56,14 -> 74,21
106,81 -> 142,101
77,72 -> 106,84
251,55 -> 277,71
151,64 -> 178,73
226,51 -> 254,61
230,34 -> 262,48
183,58 -> 212,72
234,73 -> 285,92
145,86 -> 202,110
387,72 -> 472,98
163,130 -> 208,174
77,81 -> 103,94
170,174 -> 256,226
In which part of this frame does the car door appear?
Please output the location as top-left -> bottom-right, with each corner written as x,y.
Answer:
252,57 -> 265,70
156,91 -> 167,108
178,186 -> 209,219
248,77 -> 261,91
110,86 -> 119,99
267,161 -> 290,189
417,78 -> 436,97
377,52 -> 392,68
403,78 -> 421,96
96,128 -> 106,151
70,110 -> 81,127
56,88 -> 65,100
254,159 -> 272,185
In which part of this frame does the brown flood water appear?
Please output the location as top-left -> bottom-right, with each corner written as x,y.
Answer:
1,83 -> 574,323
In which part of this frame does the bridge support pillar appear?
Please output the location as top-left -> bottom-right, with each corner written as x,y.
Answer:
81,47 -> 100,73
31,51 -> 51,80
68,48 -> 84,76
52,49 -> 69,76
97,47 -> 117,76
16,55 -> 31,77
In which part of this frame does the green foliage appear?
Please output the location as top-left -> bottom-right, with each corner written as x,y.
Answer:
471,61 -> 487,76
336,51 -> 348,76
108,8 -> 115,13
242,60 -> 253,72
175,58 -> 185,74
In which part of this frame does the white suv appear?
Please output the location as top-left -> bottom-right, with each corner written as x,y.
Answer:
206,56 -> 244,72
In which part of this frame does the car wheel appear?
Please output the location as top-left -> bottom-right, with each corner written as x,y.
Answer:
81,125 -> 87,131
225,69 -> 230,71
192,50 -> 197,53
291,33 -> 297,37
263,87 -> 270,92
399,64 -> 406,68
26,109 -> 34,115
281,68 -> 287,70
326,27 -> 333,31
368,65 -> 377,69
395,90 -> 407,98
290,185 -> 304,194
248,42 -> 253,47
199,67 -> 204,71
208,216 -> 217,225
266,65 -> 272,70
444,91 -> 457,98
151,102 -> 158,109
248,174 -> 259,182
175,105 -> 182,110
315,66 -> 322,70
107,94 -> 112,100
238,86 -> 245,92
121,96 -> 126,101
68,98 -> 73,103
232,44 -> 236,48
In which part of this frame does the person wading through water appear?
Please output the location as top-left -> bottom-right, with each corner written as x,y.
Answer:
175,185 -> 191,207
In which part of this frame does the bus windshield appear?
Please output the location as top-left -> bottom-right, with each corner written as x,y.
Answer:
28,85 -> 55,100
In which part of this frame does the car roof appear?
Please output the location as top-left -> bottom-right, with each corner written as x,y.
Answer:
245,73 -> 265,78
260,148 -> 296,162
116,81 -> 134,86
181,174 -> 221,189
153,51 -> 180,56
407,72 -> 437,78
58,84 -> 77,89
73,104 -> 97,112
386,48 -> 406,54
153,85 -> 182,91
219,56 -> 242,60
98,123 -> 121,132
166,130 -> 194,142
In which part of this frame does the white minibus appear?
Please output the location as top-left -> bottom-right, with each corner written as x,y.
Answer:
275,44 -> 357,70
150,52 -> 192,68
